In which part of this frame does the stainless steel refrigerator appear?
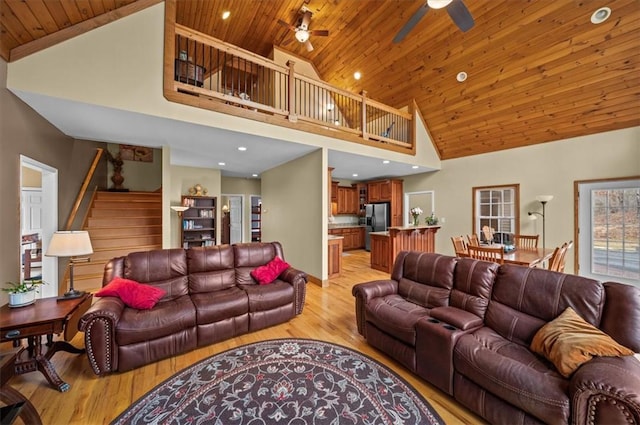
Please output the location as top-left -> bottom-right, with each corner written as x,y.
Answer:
365,203 -> 389,251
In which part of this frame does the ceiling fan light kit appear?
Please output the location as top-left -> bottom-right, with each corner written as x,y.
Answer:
295,30 -> 310,43
427,0 -> 453,9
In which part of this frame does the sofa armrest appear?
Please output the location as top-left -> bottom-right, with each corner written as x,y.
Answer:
430,306 -> 483,331
78,297 -> 126,376
352,280 -> 399,336
279,266 -> 308,315
570,356 -> 640,424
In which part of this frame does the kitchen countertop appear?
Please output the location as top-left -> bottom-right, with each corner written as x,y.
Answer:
369,231 -> 389,236
328,235 -> 345,240
328,224 -> 365,229
388,225 -> 441,231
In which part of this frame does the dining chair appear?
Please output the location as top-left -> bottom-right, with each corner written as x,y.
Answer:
548,241 -> 571,272
514,234 -> 539,249
482,226 -> 495,244
468,245 -> 504,264
467,234 -> 480,247
451,236 -> 468,257
558,241 -> 573,272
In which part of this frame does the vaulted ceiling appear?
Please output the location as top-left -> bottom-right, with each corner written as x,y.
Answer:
2,0 -> 639,160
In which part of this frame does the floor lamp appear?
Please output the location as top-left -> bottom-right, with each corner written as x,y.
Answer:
528,195 -> 553,252
45,230 -> 93,300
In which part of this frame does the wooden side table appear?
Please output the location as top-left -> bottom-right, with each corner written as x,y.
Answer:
0,294 -> 92,392
0,349 -> 42,424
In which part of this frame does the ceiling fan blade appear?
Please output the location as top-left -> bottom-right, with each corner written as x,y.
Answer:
393,2 -> 430,43
309,29 -> 329,37
446,0 -> 474,32
277,19 -> 297,31
305,40 -> 314,52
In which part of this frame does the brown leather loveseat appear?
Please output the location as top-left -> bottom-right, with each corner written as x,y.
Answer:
79,242 -> 307,376
353,251 -> 640,425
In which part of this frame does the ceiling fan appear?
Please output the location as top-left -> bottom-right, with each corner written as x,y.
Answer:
393,0 -> 474,43
278,7 -> 329,52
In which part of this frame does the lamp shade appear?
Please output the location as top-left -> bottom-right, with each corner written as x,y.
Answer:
45,231 -> 93,257
427,0 -> 453,9
536,195 -> 554,203
171,206 -> 189,213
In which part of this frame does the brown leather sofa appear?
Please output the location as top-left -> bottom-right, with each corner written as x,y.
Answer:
79,242 -> 307,376
353,251 -> 640,425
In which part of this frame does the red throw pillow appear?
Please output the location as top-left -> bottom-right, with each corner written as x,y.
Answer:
95,277 -> 166,310
250,256 -> 290,285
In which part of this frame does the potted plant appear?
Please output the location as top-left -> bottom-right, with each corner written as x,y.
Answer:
3,279 -> 44,307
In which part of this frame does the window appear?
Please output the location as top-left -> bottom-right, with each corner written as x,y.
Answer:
577,178 -> 639,286
473,184 -> 520,244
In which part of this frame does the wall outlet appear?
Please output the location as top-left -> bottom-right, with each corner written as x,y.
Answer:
440,217 -> 446,223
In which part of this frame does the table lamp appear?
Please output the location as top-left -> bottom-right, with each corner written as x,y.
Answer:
45,230 -> 93,300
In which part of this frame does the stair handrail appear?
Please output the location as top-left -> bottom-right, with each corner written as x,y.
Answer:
65,148 -> 104,231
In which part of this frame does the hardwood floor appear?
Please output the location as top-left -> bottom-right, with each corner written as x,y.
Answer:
2,249 -> 486,425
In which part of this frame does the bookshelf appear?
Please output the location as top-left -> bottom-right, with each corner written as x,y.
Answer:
181,196 -> 216,248
251,204 -> 261,242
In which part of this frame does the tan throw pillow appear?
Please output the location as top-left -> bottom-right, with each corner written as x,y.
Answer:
531,307 -> 634,377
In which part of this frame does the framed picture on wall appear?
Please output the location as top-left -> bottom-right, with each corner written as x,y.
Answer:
119,144 -> 153,162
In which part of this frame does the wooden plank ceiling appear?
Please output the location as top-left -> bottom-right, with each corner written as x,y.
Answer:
2,0 -> 639,159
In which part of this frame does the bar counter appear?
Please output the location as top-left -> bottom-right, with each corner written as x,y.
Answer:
370,225 -> 441,273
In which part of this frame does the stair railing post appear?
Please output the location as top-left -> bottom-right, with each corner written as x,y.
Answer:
287,60 -> 297,123
361,90 -> 368,140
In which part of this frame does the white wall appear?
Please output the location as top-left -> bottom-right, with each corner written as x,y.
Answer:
403,127 -> 640,274
262,149 -> 325,280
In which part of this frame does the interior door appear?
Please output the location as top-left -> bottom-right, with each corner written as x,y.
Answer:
21,188 -> 43,280
229,196 -> 243,244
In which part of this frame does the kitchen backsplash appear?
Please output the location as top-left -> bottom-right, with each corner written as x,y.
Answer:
330,215 -> 359,225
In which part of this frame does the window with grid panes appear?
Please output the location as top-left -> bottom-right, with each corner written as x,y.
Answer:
473,185 -> 519,244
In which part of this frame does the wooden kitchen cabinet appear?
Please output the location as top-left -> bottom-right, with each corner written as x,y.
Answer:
367,179 -> 403,226
329,227 -> 365,250
328,237 -> 343,279
336,186 -> 358,215
370,233 -> 390,272
331,181 -> 339,203
368,182 -> 381,202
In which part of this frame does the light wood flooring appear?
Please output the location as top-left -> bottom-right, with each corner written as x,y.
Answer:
3,250 -> 486,425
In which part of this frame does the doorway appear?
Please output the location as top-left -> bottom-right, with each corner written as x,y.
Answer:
221,194 -> 244,244
20,155 -> 58,298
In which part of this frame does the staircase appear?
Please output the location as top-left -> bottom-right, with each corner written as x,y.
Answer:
72,191 -> 163,292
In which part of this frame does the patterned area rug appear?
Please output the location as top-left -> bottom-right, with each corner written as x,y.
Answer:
112,338 -> 444,425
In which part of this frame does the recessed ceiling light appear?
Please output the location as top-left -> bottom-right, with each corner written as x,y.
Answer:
382,160 -> 390,164
591,7 -> 611,24
456,71 -> 468,82
252,173 -> 258,177
412,165 -> 419,169
238,146 -> 247,151
218,162 -> 226,166
222,11 -> 231,20
354,71 -> 361,80
352,173 -> 358,177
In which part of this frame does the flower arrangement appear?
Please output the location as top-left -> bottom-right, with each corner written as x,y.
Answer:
410,207 -> 423,226
425,212 -> 439,226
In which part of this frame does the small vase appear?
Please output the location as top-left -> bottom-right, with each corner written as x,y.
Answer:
413,216 -> 419,226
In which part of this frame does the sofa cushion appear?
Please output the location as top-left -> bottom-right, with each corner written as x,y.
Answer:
449,258 -> 498,319
191,287 -> 248,324
454,327 -> 570,425
485,265 -> 605,347
531,307 -> 634,377
116,295 -> 196,346
187,246 -> 236,293
366,295 -> 431,345
95,277 -> 166,310
124,249 -> 189,300
395,253 -> 457,309
240,280 -> 294,312
234,242 -> 284,285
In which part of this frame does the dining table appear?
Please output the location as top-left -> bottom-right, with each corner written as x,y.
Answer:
499,245 -> 555,267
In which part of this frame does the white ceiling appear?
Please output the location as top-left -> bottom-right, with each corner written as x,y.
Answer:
13,90 -> 433,181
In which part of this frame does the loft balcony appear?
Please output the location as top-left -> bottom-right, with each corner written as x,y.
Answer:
164,23 -> 416,156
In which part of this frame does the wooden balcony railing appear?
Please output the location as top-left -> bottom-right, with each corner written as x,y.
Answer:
163,12 -> 414,154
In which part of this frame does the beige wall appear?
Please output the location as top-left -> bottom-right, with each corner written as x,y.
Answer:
221,176 -> 261,242
166,164 -> 222,248
1,57 -> 106,303
262,149 -> 325,280
403,127 -> 640,274
106,143 -> 162,192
